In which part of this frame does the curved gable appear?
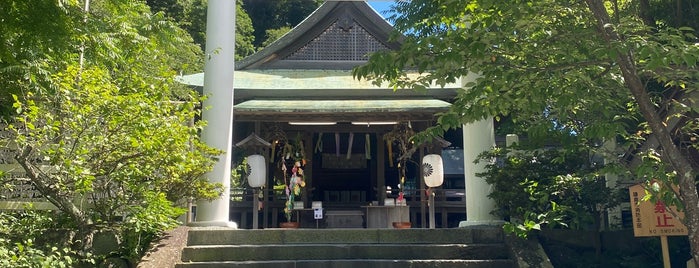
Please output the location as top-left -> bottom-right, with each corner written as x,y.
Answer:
237,1 -> 399,70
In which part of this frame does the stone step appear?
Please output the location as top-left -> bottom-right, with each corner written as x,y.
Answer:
176,259 -> 515,268
186,227 -> 503,246
177,227 -> 515,268
181,243 -> 509,262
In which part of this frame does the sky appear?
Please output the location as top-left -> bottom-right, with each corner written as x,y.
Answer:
367,1 -> 395,20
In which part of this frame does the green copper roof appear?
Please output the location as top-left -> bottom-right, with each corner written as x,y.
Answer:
235,99 -> 451,113
178,70 -> 376,89
176,70 -> 460,90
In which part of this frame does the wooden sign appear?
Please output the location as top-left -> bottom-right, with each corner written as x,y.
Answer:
629,183 -> 688,237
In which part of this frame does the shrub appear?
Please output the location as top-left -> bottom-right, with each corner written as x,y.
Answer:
479,146 -> 620,238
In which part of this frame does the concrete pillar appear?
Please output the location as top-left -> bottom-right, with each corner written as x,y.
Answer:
604,139 -> 622,229
191,0 -> 237,228
459,118 -> 501,226
458,72 -> 501,226
506,134 -> 519,147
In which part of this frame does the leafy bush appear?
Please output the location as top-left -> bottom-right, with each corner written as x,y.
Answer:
1,0 -> 218,265
0,210 -> 86,267
478,146 -> 620,238
119,192 -> 185,262
0,239 -> 76,268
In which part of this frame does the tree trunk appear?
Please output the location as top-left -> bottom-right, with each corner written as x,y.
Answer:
15,146 -> 96,254
585,1 -> 699,266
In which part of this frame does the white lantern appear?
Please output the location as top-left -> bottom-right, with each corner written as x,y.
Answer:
247,154 -> 266,188
422,154 -> 444,188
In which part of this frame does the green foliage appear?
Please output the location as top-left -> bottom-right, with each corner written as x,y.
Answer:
230,149 -> 249,189
354,1 -> 699,245
262,26 -> 292,48
243,0 -> 322,47
235,1 -> 257,60
120,192 -> 185,262
1,0 -> 221,264
0,2 -> 79,118
0,239 -> 76,268
355,0 -> 637,141
480,146 -> 620,238
145,0 -> 257,60
354,0 -> 698,150
10,61 -> 221,230
0,210 -> 84,267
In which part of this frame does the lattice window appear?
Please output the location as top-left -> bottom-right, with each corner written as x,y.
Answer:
285,19 -> 389,61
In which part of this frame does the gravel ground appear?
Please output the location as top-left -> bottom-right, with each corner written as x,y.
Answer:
137,226 -> 189,268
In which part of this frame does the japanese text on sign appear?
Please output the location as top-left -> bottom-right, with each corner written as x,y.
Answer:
629,183 -> 687,237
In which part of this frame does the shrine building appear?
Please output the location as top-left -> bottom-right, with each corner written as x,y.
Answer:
178,0 -> 502,229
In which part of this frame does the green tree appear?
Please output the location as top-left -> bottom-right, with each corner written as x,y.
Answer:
0,1 -> 78,118
234,1 -> 256,60
354,0 -> 699,263
261,26 -> 292,48
479,145 -> 620,258
145,0 -> 256,60
243,0 -> 322,47
2,0 -> 220,264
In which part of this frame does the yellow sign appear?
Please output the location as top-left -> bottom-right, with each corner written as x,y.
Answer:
629,183 -> 688,237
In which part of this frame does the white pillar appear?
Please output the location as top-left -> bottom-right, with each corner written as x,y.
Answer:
456,72 -> 501,226
191,0 -> 237,228
459,118 -> 501,226
604,139 -> 621,229
506,134 -> 519,147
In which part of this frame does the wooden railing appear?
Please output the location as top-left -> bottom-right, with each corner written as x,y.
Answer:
228,187 -> 467,228
2,181 -> 468,228
229,187 -> 465,207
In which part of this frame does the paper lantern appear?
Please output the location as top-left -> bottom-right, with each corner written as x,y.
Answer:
422,154 -> 444,188
247,154 -> 266,188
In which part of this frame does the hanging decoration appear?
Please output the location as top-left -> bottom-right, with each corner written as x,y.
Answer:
283,160 -> 305,222
263,124 -> 288,163
281,133 -> 305,161
335,132 -> 340,157
383,123 -> 417,166
383,123 -> 420,202
315,132 -> 323,153
278,135 -> 307,223
282,142 -> 291,159
299,139 -> 305,158
365,133 -> 371,160
346,132 -> 354,159
386,139 -> 393,167
270,140 -> 277,163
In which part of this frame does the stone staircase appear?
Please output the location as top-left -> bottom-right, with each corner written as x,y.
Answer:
176,227 -> 515,268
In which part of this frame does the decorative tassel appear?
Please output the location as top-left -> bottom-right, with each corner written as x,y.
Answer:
365,133 -> 371,160
347,132 -> 354,159
270,140 -> 277,163
298,139 -> 306,159
315,132 -> 323,153
335,132 -> 340,157
284,143 -> 292,159
387,139 -> 394,167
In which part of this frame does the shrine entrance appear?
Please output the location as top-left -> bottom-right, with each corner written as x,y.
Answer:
227,120 -> 462,229
312,132 -> 373,207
